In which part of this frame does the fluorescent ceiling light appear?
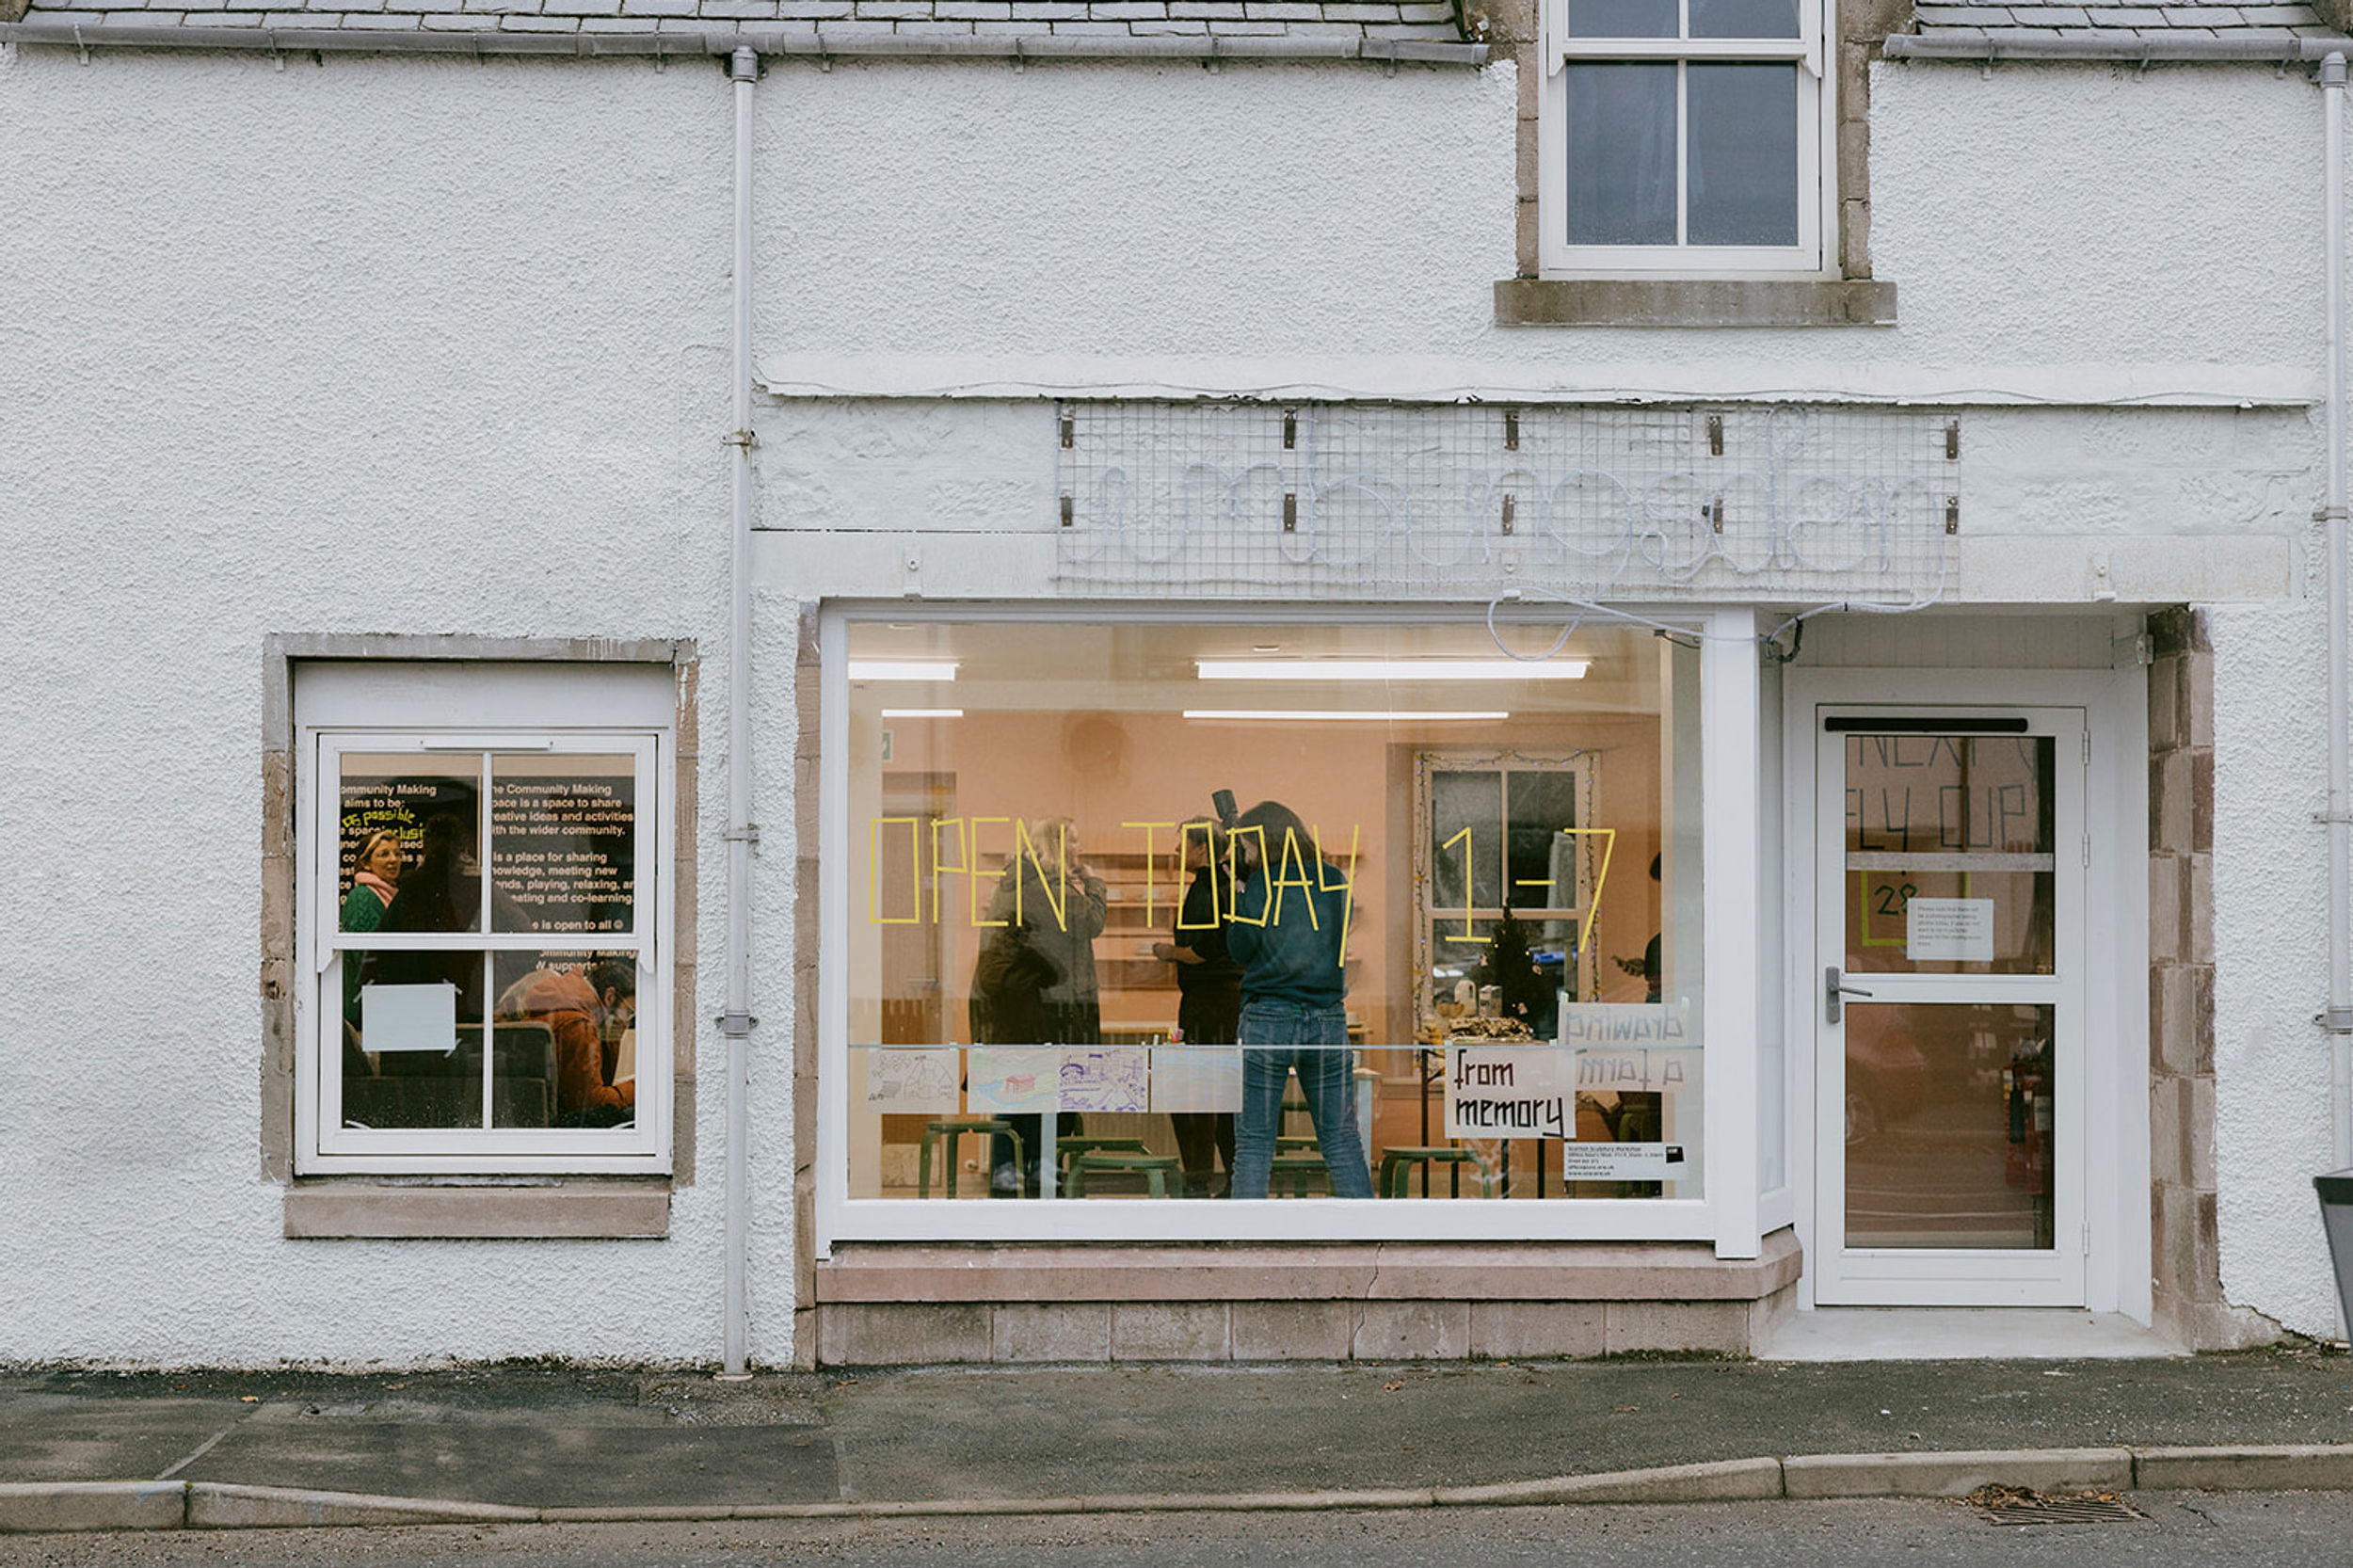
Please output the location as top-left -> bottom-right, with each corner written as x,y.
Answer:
881,709 -> 963,719
1184,710 -> 1510,723
848,660 -> 958,681
1195,659 -> 1588,681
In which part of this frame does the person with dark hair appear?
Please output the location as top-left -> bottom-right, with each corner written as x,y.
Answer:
1153,817 -> 1240,1197
496,956 -> 637,1121
364,810 -> 487,1016
379,811 -> 480,936
1225,800 -> 1374,1200
971,816 -> 1105,1195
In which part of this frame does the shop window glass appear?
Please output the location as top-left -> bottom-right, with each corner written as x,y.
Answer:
307,736 -> 663,1170
840,619 -> 1704,1215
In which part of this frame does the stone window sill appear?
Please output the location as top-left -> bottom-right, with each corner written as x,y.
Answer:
283,1178 -> 670,1240
1495,279 -> 1897,328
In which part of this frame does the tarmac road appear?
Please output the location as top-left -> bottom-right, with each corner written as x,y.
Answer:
3,1493 -> 2348,1568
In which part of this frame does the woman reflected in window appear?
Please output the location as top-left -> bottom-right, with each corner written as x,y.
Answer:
340,830 -> 404,934
974,815 -> 1106,1195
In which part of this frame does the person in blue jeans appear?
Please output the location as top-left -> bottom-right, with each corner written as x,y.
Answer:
1224,800 -> 1376,1200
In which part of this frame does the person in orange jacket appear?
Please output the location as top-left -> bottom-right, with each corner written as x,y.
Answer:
497,958 -> 636,1120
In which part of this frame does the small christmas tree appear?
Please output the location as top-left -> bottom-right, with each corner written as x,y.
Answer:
1474,908 -> 1551,1028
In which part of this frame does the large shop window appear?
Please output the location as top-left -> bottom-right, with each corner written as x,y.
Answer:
830,616 -> 1706,1239
295,665 -> 673,1175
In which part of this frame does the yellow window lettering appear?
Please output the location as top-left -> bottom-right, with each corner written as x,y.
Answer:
1315,824 -> 1359,966
1226,826 -> 1270,926
969,817 -> 1012,928
1269,826 -> 1319,932
930,817 -> 968,925
1176,819 -> 1224,929
1015,819 -> 1069,932
1123,821 -> 1177,924
868,816 -> 921,926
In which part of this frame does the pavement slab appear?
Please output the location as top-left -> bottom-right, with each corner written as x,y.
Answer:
0,1347 -> 2346,1525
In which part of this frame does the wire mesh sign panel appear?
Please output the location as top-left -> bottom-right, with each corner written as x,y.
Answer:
1052,401 -> 1960,603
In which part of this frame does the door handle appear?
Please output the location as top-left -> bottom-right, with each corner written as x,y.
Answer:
1824,966 -> 1875,1025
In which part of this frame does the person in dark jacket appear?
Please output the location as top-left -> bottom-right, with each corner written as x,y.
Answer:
1153,817 -> 1240,1196
1225,800 -> 1374,1200
970,816 -> 1105,1194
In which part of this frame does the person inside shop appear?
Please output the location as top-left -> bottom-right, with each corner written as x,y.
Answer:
338,827 -> 407,1077
378,810 -> 480,936
970,815 -> 1106,1196
341,829 -> 404,935
1225,800 -> 1375,1200
1152,816 -> 1240,1197
1612,853 -> 1664,1004
361,811 -> 489,1069
497,956 -> 638,1127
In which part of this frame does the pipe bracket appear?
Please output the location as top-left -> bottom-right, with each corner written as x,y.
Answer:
2323,1008 -> 2353,1032
718,1012 -> 760,1037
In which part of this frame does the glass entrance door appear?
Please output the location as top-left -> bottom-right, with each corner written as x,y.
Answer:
1813,713 -> 2087,1305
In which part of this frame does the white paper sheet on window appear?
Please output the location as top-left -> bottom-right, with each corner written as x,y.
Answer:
359,982 -> 457,1054
1906,897 -> 1995,962
967,1048 -> 1057,1115
1150,1046 -> 1243,1113
1556,1142 -> 1687,1180
1058,1048 -> 1149,1113
864,1047 -> 960,1112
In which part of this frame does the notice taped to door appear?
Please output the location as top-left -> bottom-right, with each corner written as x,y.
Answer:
1906,896 -> 1993,962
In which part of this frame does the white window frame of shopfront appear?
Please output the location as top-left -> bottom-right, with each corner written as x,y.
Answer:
293,664 -> 675,1176
814,603 -> 1766,1257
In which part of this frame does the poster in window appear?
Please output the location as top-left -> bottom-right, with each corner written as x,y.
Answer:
967,1048 -> 1058,1115
489,756 -> 638,936
1058,1048 -> 1148,1113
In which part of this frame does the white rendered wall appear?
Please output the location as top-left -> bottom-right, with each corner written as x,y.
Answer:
2212,594 -> 2342,1340
1,38 -> 2345,1361
0,51 -> 798,1366
749,57 -> 2321,399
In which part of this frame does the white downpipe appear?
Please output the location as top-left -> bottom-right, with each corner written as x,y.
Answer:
721,43 -> 760,1378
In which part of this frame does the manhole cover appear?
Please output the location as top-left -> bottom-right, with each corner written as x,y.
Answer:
1969,1485 -> 2147,1527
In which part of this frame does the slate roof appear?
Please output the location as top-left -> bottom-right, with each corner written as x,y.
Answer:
10,0 -> 1465,44
1908,0 -> 2331,40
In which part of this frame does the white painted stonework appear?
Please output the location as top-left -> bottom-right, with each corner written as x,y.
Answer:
1,38 -> 2346,1360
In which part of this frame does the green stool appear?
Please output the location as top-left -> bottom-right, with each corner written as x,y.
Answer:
919,1119 -> 1023,1199
1068,1150 -> 1182,1198
1269,1151 -> 1330,1197
1055,1135 -> 1150,1178
1380,1145 -> 1497,1198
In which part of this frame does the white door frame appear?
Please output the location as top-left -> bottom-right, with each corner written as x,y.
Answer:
1781,665 -> 2150,1318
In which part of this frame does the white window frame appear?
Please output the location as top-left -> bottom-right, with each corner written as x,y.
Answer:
294,667 -> 674,1176
1412,748 -> 1603,1032
814,604 -> 1765,1256
1537,0 -> 1835,279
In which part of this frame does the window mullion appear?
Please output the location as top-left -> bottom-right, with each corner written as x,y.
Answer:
480,952 -> 496,1131
1675,60 -> 1689,248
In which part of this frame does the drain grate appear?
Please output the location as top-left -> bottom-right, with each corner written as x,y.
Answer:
1969,1486 -> 2148,1527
